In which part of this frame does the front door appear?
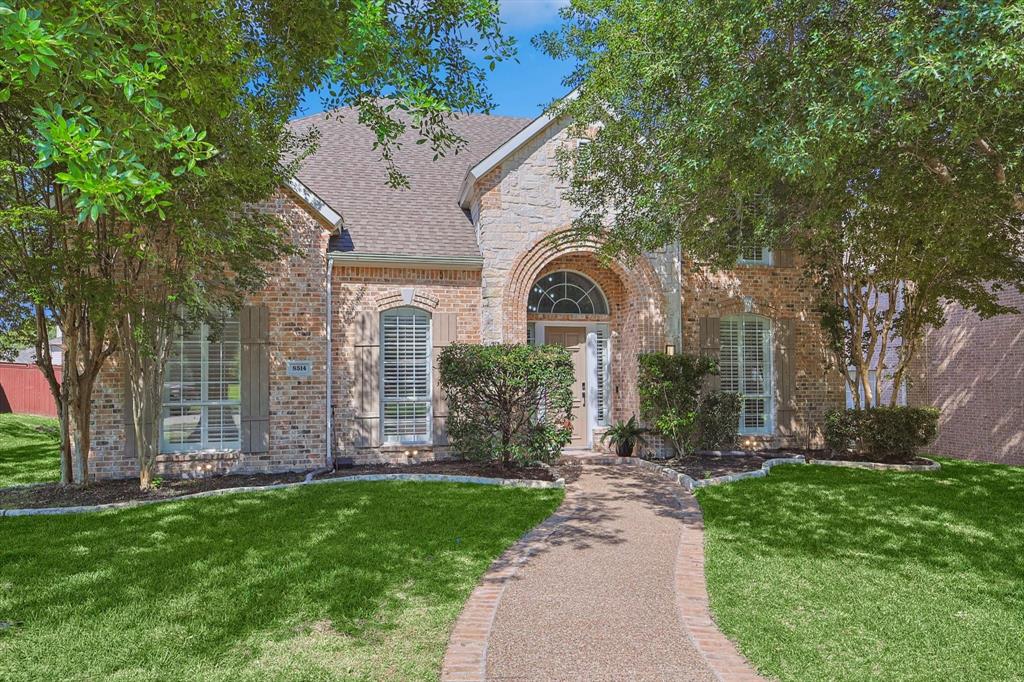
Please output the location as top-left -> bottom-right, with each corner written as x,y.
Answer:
544,326 -> 588,447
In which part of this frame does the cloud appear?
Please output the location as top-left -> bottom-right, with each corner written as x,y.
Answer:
499,0 -> 569,28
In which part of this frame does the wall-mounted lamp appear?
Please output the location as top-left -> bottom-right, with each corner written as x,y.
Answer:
665,344 -> 676,356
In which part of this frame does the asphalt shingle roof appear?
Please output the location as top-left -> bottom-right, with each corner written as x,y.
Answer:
288,108 -> 530,259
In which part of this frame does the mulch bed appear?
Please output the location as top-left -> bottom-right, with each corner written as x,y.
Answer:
0,461 -> 555,510
647,452 -> 768,480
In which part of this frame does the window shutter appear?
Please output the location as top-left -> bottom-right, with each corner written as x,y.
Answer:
354,310 -> 380,447
240,304 -> 270,453
699,316 -> 721,391
123,361 -> 136,461
774,248 -> 795,268
431,312 -> 457,446
595,328 -> 610,425
774,318 -> 797,437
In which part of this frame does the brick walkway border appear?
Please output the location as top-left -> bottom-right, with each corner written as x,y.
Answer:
443,454 -> 766,682
440,486 -> 582,682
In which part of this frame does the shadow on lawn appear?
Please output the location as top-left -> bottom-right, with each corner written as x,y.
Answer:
697,457 -> 1024,601
0,481 -> 562,679
0,414 -> 60,486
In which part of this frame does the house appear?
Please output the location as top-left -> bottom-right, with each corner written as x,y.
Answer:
85,102 -> 846,480
910,290 -> 1024,466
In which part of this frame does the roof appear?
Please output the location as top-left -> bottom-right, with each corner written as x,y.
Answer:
14,333 -> 62,366
289,108 -> 530,259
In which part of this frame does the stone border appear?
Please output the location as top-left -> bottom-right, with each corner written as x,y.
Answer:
808,457 -> 940,472
568,453 -> 806,491
441,486 -> 581,682
0,473 -> 565,518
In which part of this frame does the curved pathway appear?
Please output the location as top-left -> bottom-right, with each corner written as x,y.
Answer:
442,462 -> 764,681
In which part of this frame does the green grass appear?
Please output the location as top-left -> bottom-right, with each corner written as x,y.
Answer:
0,481 -> 563,681
696,458 -> 1024,681
0,413 -> 60,487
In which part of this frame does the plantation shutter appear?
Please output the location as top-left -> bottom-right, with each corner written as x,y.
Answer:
774,248 -> 795,268
353,310 -> 380,447
240,304 -> 270,453
774,318 -> 797,437
431,313 -> 457,446
595,328 -> 610,425
699,316 -> 721,391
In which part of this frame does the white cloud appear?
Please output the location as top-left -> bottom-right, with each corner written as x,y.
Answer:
499,0 -> 569,28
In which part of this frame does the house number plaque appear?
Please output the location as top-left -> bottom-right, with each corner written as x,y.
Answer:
286,360 -> 313,378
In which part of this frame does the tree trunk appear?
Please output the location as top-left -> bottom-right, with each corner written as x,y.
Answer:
120,315 -> 172,491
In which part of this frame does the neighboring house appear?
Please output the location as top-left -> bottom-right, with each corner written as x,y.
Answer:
85,100 -> 846,480
911,290 -> 1024,466
0,333 -> 62,417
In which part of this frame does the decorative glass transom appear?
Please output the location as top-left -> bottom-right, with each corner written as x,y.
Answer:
528,271 -> 608,315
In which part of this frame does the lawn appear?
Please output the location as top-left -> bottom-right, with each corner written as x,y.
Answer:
0,481 -> 563,681
696,458 -> 1024,681
0,413 -> 61,487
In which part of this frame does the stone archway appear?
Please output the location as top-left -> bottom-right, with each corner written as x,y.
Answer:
502,230 -> 667,429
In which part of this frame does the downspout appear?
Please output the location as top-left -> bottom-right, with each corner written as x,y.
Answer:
325,255 -> 334,470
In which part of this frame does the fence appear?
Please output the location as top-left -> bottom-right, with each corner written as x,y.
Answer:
0,363 -> 61,417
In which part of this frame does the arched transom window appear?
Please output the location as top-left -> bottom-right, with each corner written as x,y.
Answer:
528,271 -> 609,315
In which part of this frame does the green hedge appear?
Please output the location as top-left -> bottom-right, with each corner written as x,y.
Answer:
825,406 -> 939,460
439,343 -> 573,466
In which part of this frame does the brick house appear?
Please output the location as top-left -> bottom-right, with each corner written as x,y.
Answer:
86,103 -> 846,480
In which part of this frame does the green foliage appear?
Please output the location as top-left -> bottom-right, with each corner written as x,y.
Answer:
542,1 -> 1024,388
825,406 -> 939,460
0,481 -> 563,679
600,414 -> 648,456
697,392 -> 742,451
637,352 -> 717,456
439,343 -> 574,466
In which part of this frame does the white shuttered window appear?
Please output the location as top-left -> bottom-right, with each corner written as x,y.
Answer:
161,316 -> 241,452
720,316 -> 773,434
381,308 -> 432,443
595,328 -> 610,425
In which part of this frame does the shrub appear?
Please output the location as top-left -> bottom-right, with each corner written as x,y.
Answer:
439,343 -> 574,466
637,352 -> 716,456
697,392 -> 742,450
825,406 -> 940,461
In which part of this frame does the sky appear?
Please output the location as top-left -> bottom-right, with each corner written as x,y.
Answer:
296,0 -> 574,121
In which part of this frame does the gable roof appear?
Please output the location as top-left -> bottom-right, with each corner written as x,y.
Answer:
457,89 -> 577,209
288,108 -> 530,259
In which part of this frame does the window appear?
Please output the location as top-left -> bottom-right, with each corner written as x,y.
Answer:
720,316 -> 773,434
527,322 -> 537,346
381,308 -> 431,444
595,327 -> 611,425
161,316 -> 241,452
528,271 -> 609,315
738,246 -> 772,266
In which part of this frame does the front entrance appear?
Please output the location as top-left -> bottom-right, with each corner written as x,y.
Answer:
544,326 -> 589,447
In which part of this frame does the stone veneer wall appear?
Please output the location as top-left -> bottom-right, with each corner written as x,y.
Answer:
329,265 -> 482,464
88,189 -> 330,480
681,259 -> 846,448
915,291 -> 1024,465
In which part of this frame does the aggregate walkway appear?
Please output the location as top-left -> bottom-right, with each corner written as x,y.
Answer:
443,462 -> 763,681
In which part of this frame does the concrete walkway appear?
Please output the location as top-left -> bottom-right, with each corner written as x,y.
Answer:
485,465 -> 717,681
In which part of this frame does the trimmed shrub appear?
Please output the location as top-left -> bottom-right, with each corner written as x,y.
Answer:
439,343 -> 573,466
825,406 -> 939,461
637,352 -> 716,456
697,392 -> 742,450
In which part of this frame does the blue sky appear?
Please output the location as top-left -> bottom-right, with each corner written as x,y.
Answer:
297,0 -> 573,121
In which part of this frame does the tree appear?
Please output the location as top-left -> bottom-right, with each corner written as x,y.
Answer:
1,0 -> 513,484
637,352 -> 716,457
439,344 -> 574,466
539,0 -> 1024,406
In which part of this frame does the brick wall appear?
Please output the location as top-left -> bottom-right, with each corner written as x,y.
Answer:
916,290 -> 1024,465
681,260 -> 846,448
329,265 -> 482,464
88,189 -> 330,480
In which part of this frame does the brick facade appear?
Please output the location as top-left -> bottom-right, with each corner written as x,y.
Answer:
86,116 -> 845,480
914,291 -> 1024,465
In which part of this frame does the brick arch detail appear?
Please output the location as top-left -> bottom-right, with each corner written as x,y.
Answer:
503,229 -> 667,425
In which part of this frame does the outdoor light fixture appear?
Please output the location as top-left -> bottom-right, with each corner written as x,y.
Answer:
665,344 -> 676,356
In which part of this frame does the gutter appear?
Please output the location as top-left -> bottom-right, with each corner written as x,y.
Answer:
327,252 -> 483,270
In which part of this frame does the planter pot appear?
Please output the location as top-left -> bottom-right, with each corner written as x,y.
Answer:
616,441 -> 634,457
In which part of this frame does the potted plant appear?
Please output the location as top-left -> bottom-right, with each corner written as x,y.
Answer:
600,415 -> 648,457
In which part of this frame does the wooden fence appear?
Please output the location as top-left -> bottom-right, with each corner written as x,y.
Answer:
0,362 -> 61,417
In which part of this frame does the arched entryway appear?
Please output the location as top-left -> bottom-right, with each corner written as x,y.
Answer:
504,235 -> 666,449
